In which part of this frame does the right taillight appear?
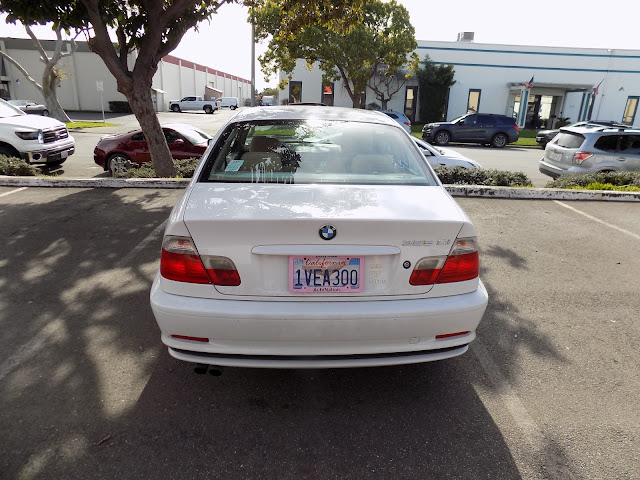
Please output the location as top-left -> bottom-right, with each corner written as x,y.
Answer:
160,236 -> 241,286
409,237 -> 479,285
573,152 -> 593,164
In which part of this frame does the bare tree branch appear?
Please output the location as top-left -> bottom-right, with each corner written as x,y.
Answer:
0,51 -> 43,90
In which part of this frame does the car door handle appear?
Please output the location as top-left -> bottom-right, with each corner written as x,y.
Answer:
617,157 -> 626,161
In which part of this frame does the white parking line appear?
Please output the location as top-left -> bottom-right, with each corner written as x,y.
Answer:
472,341 -> 546,452
0,187 -> 27,197
555,201 -> 640,241
0,220 -> 167,383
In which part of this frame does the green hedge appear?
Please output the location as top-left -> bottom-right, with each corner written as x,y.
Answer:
115,158 -> 200,178
545,171 -> 640,189
434,167 -> 533,187
0,155 -> 38,176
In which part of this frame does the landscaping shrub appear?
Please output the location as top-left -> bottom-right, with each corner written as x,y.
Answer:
434,167 -> 533,187
108,101 -> 132,113
0,155 -> 38,176
545,171 -> 640,189
115,157 -> 200,178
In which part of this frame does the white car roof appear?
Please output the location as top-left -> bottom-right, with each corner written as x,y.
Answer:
232,106 -> 399,127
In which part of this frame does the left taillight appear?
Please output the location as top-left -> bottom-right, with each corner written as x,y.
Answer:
160,236 -> 241,286
409,237 -> 479,286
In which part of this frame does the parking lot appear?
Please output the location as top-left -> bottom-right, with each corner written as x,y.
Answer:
1,185 -> 638,479
51,109 -> 551,187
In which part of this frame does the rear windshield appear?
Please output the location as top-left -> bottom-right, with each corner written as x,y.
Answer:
198,120 -> 437,185
554,132 -> 585,149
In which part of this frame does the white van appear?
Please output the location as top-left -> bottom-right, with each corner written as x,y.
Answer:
218,97 -> 239,110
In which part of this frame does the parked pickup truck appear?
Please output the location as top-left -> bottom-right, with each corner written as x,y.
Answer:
0,98 -> 75,166
168,96 -> 219,114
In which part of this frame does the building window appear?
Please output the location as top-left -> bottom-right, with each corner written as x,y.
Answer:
467,89 -> 481,114
289,81 -> 302,104
404,86 -> 417,123
622,96 -> 639,125
322,83 -> 334,106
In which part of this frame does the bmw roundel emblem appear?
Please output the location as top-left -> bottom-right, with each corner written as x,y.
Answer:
319,225 -> 337,241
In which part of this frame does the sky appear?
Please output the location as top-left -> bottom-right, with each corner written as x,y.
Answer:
2,0 -> 639,91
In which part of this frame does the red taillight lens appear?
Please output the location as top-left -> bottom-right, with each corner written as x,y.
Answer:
513,125 -> 519,131
161,237 -> 211,284
437,251 -> 479,283
409,256 -> 446,285
202,255 -> 241,286
160,236 -> 241,286
573,152 -> 593,164
409,237 -> 479,286
404,121 -> 411,126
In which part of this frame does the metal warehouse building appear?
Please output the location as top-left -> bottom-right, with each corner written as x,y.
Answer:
0,37 -> 251,112
278,34 -> 640,129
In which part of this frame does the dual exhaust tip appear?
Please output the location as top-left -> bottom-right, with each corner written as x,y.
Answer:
194,363 -> 222,376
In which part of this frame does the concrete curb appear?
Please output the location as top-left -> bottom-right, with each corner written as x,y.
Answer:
1,176 -> 639,202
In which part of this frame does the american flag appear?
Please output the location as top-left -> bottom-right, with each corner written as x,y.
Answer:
593,79 -> 604,96
523,76 -> 534,89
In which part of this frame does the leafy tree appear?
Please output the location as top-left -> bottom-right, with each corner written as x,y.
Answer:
0,22 -> 77,122
0,0 -> 240,177
261,87 -> 279,96
253,0 -> 418,109
416,55 -> 455,123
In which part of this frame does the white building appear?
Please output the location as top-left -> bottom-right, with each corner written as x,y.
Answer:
279,34 -> 640,129
0,37 -> 252,112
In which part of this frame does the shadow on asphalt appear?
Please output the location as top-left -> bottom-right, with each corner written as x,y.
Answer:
0,188 -> 569,478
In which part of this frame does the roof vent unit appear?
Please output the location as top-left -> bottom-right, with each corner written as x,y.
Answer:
457,32 -> 475,42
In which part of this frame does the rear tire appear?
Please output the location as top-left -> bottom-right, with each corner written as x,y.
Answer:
106,153 -> 132,176
204,105 -> 213,114
171,104 -> 181,113
434,131 -> 450,146
491,133 -> 508,148
42,110 -> 50,116
230,105 -> 237,110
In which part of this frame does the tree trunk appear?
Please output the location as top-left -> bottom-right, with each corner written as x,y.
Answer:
127,80 -> 176,178
42,64 -> 70,122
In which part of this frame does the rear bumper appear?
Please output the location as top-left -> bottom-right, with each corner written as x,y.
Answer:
150,277 -> 488,368
539,159 -> 593,179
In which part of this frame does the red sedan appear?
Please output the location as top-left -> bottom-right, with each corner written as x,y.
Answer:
94,123 -> 212,172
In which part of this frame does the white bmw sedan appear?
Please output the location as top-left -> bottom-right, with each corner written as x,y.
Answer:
150,106 -> 488,369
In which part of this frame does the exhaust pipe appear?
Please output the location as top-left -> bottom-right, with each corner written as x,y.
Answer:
193,363 -> 223,376
193,363 -> 208,374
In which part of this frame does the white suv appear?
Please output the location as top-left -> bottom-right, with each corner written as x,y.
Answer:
0,98 -> 75,166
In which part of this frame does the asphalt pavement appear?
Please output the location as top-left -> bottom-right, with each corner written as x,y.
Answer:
0,186 -> 638,479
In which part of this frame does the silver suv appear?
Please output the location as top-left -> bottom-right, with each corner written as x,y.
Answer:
539,125 -> 640,179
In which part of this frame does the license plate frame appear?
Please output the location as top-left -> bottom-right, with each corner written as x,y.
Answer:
289,256 -> 363,293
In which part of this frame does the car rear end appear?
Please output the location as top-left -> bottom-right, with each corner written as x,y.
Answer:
539,128 -> 589,179
150,107 -> 488,368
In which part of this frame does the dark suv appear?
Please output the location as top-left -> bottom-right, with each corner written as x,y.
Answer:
422,113 -> 519,148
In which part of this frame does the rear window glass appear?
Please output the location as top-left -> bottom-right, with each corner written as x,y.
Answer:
554,132 -> 585,149
619,135 -> 640,154
199,120 -> 436,186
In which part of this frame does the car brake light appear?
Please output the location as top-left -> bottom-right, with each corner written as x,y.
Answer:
201,256 -> 242,286
436,331 -> 470,339
160,236 -> 242,286
404,121 -> 411,126
161,236 -> 211,284
514,125 -> 519,131
409,237 -> 479,285
573,152 -> 593,164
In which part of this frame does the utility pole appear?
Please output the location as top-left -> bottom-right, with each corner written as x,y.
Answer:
251,22 -> 256,107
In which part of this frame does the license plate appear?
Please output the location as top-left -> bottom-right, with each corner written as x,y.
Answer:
289,256 -> 363,293
549,152 -> 561,161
